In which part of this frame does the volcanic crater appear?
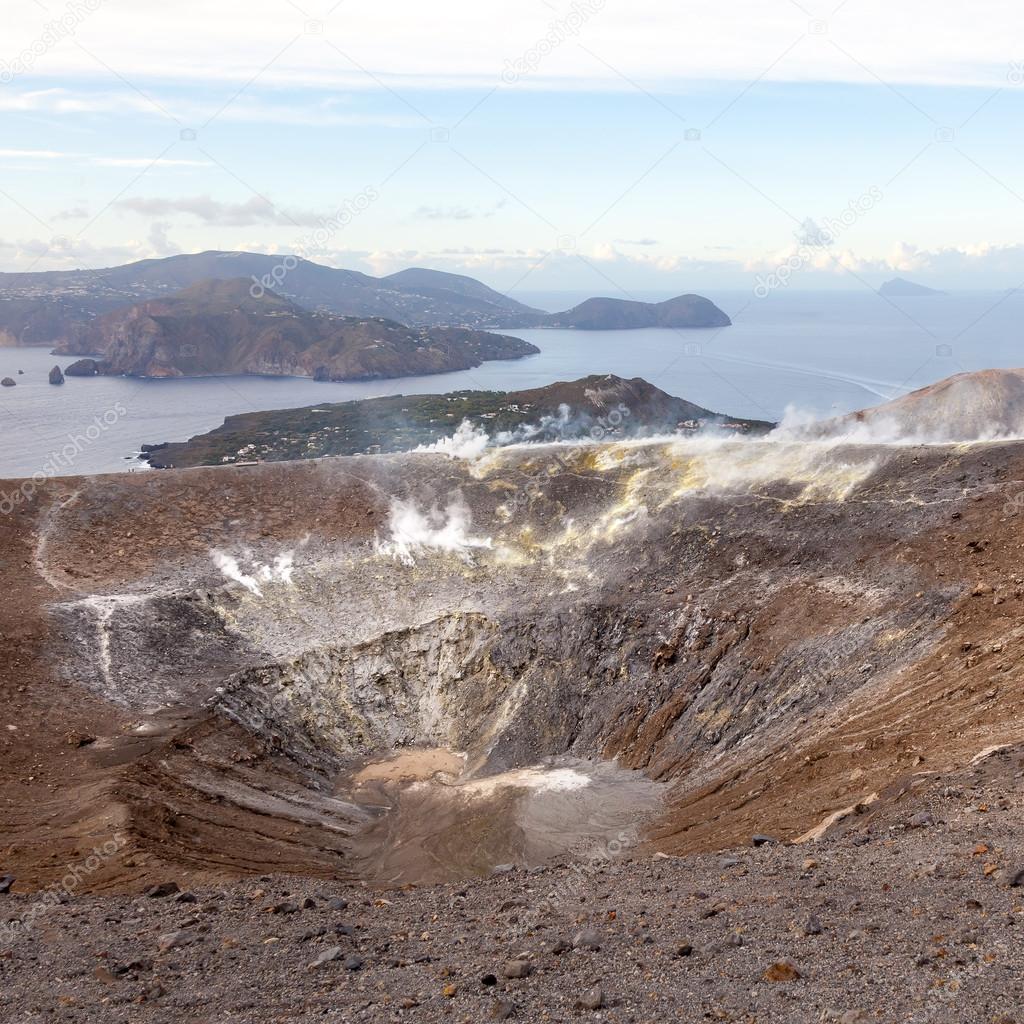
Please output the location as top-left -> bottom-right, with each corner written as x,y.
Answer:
5,432 -> 1023,894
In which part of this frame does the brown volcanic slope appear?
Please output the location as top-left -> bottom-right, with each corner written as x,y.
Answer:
807,368 -> 1024,443
72,278 -> 538,380
2,432 -> 1024,896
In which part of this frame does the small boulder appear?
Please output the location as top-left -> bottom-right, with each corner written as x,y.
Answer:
576,987 -> 605,1010
752,834 -> 778,847
309,946 -> 343,968
146,882 -> 180,899
764,960 -> 802,982
156,930 -> 191,953
266,899 -> 299,914
503,960 -> 533,979
573,929 -> 602,951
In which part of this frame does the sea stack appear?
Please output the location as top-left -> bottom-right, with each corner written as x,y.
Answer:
1,377 -> 15,387
49,365 -> 65,385
64,358 -> 102,377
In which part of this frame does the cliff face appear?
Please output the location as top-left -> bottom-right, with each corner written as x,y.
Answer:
82,279 -> 539,380
0,296 -> 109,348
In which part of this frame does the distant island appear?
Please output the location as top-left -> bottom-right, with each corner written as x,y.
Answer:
496,294 -> 731,330
63,279 -> 539,381
139,373 -> 773,468
878,277 -> 946,297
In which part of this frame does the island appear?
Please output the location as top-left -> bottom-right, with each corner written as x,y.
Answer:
72,278 -> 539,381
878,277 -> 946,297
495,294 -> 731,330
138,373 -> 773,468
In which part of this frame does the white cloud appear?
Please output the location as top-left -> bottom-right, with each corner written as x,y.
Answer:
0,147 -> 209,168
147,221 -> 180,257
0,148 -> 65,159
92,157 -> 209,168
2,1 -> 1023,90
414,201 -> 505,221
114,195 -> 328,227
5,231 -> 1024,293
0,87 -> 415,127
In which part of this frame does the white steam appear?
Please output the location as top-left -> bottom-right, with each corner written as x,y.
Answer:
374,497 -> 493,566
212,550 -> 296,597
492,404 -> 575,446
416,419 -> 489,460
415,404 -> 595,461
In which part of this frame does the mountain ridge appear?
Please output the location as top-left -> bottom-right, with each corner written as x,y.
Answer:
0,251 -> 730,346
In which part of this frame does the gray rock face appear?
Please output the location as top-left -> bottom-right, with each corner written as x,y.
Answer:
64,358 -> 102,376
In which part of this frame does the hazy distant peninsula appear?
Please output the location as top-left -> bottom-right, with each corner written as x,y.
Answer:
878,277 -> 946,297
0,251 -> 545,346
72,279 -> 539,382
0,250 -> 729,345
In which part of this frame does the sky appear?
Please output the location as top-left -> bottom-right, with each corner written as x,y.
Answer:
2,0 -> 1024,297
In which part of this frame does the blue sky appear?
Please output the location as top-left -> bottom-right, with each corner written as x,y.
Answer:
2,0 -> 1024,294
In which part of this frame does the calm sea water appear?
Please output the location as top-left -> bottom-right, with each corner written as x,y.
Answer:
1,288 -> 1021,479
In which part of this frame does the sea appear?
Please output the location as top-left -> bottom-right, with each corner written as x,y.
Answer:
1,288 -> 1021,479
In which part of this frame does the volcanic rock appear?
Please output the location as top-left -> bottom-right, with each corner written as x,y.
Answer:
576,986 -> 605,1010
64,358 -> 102,376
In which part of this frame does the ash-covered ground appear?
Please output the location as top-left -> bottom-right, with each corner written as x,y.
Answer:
2,748 -> 1023,1023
